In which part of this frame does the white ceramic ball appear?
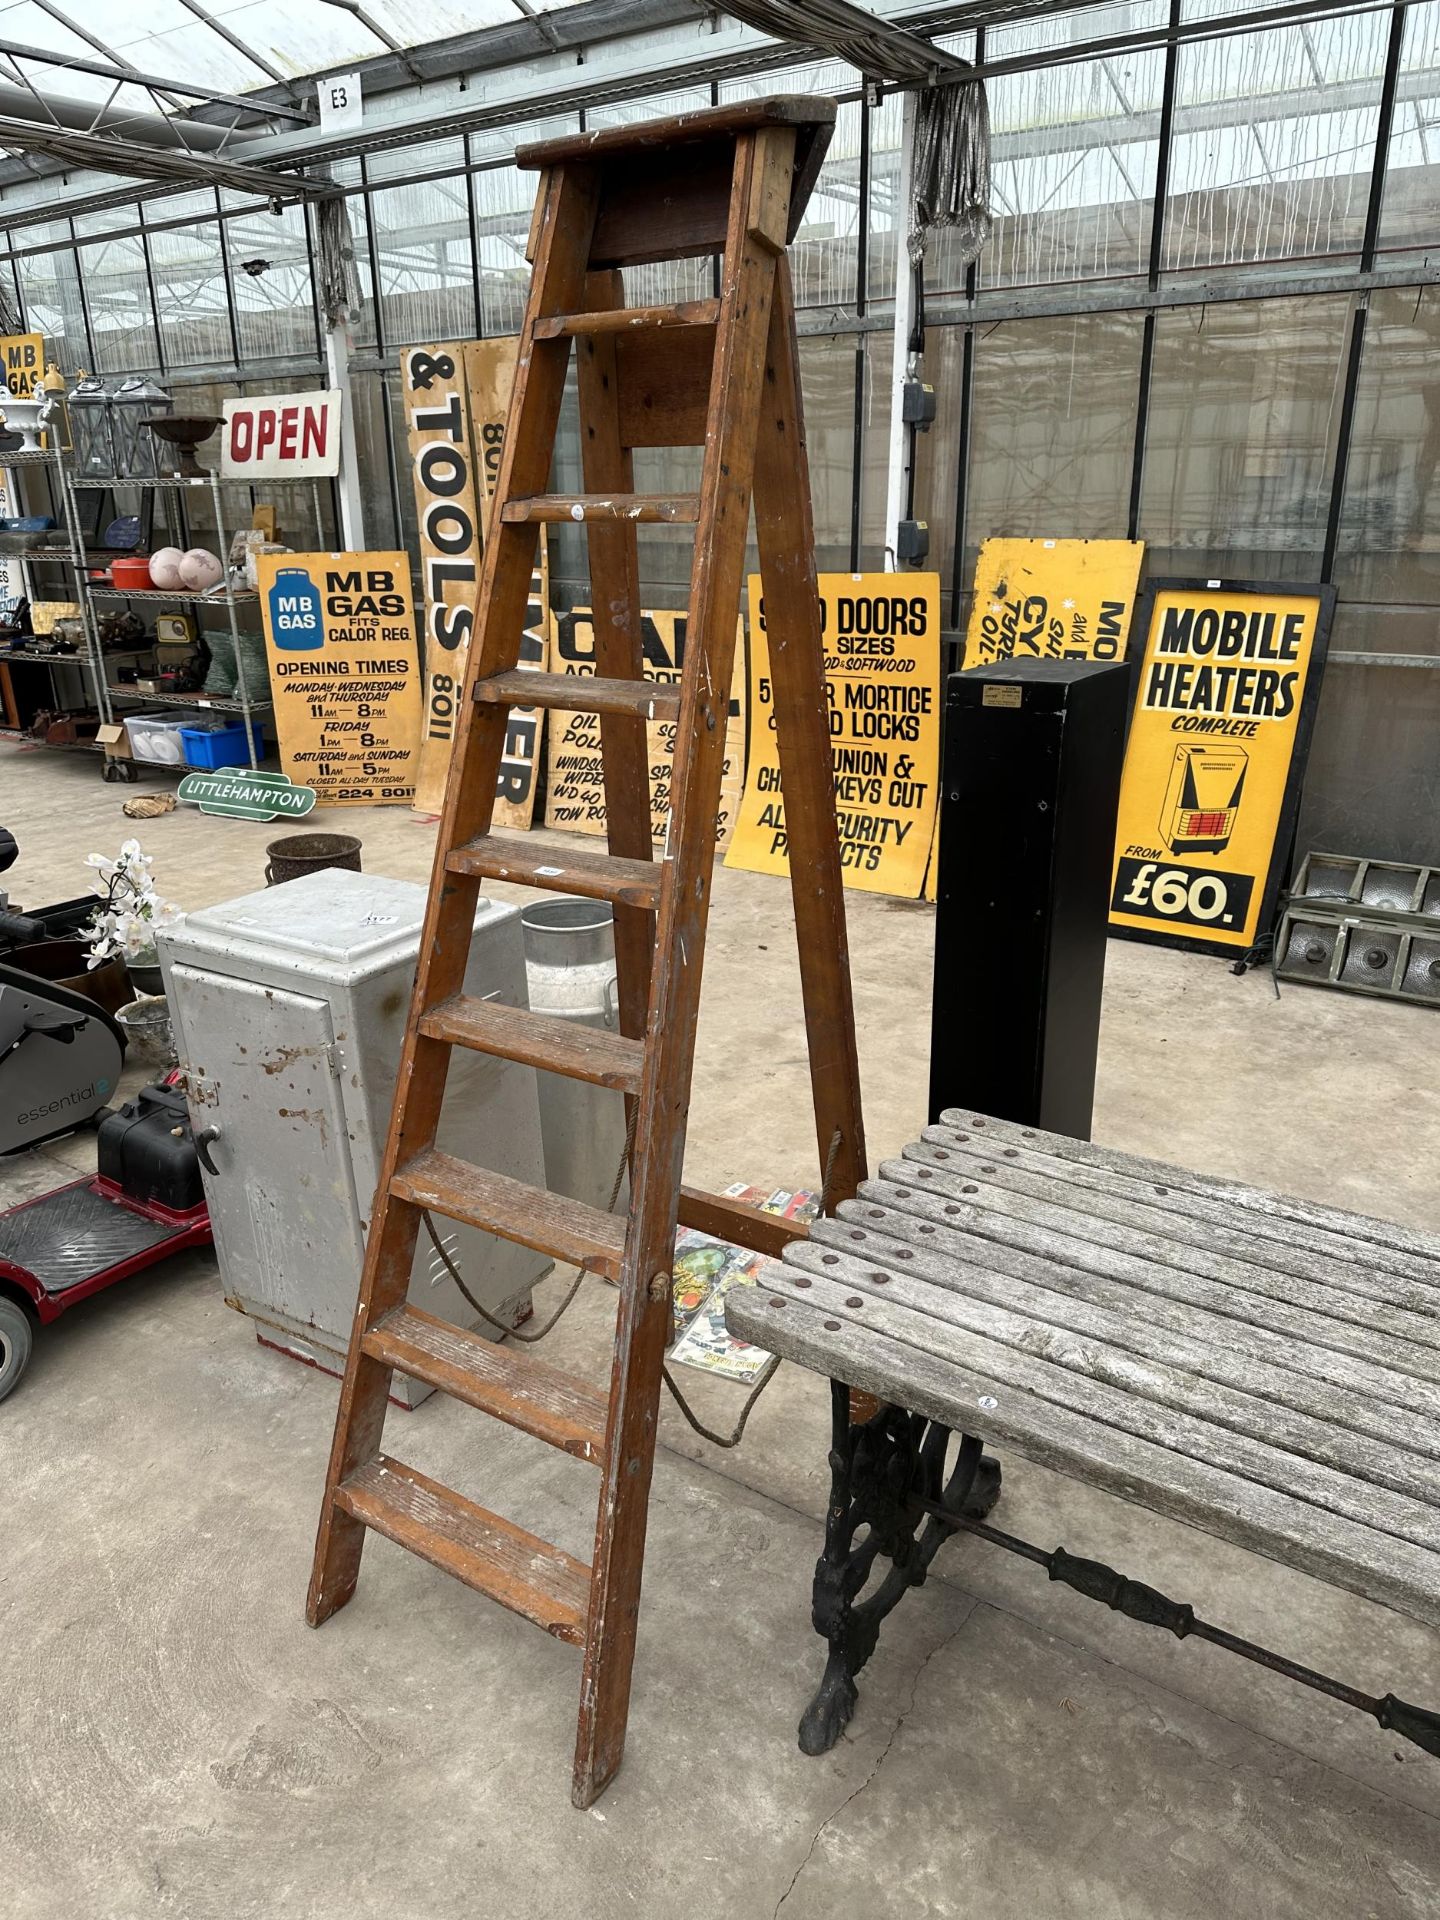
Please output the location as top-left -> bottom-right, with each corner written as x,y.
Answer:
148,546 -> 186,590
179,547 -> 224,592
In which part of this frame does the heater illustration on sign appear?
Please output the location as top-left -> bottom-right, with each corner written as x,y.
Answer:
1161,744 -> 1247,856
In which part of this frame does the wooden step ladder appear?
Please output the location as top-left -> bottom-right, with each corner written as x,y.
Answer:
306,95 -> 866,1809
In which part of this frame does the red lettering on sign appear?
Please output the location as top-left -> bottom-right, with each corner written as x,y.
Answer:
227,395 -> 332,468
301,404 -> 328,461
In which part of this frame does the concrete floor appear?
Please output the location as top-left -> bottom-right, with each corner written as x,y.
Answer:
3,735 -> 1438,1919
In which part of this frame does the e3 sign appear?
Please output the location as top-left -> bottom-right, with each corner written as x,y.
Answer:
1109,578 -> 1334,957
318,73 -> 363,132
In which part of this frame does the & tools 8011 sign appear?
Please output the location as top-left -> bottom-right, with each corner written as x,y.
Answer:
1109,578 -> 1334,955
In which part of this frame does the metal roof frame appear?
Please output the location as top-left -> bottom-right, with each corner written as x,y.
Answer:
0,0 -> 1415,227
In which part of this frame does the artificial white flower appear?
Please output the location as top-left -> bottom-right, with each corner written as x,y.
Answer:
83,840 -> 180,971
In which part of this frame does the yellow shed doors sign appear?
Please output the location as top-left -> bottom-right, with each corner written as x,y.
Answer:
727,572 -> 940,898
1110,579 -> 1334,955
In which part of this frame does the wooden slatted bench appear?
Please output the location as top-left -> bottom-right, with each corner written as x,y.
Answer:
726,1107 -> 1440,1761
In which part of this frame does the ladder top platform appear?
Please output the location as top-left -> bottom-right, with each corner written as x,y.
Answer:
516,95 -> 837,242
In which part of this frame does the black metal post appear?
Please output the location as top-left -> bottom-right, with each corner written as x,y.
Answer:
928,658 -> 1130,1135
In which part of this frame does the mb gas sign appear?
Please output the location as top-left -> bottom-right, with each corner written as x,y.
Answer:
257,552 -> 422,807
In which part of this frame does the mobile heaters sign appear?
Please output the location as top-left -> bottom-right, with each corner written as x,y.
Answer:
1109,578 -> 1334,956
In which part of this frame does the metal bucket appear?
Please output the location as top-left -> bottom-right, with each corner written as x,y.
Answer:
521,898 -> 629,1213
264,833 -> 362,886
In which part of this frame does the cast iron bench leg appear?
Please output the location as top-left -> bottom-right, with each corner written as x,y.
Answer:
799,1379 -> 1002,1755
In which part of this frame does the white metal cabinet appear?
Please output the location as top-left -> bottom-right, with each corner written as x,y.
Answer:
160,869 -> 550,1405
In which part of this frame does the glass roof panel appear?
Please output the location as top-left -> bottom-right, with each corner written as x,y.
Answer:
0,0 -> 594,110
202,2 -> 387,79
0,1 -> 102,62
361,0 -> 529,37
100,25 -> 276,94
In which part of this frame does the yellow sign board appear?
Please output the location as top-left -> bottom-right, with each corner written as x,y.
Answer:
259,552 -> 422,807
401,341 -> 483,814
0,333 -> 44,401
544,608 -> 745,844
465,336 -> 513,527
401,337 -> 532,819
965,538 -> 1145,667
1109,579 -> 1334,954
726,572 -> 941,899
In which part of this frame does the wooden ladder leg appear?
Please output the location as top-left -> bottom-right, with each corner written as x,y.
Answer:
306,163 -> 601,1628
570,127 -> 796,1809
751,254 -> 867,1209
576,267 -> 656,1041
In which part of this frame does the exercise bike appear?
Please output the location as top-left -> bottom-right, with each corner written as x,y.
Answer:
0,828 -> 211,1401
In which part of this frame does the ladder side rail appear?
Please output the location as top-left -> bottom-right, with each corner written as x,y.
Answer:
750,254 -> 867,1209
572,124 -> 799,1809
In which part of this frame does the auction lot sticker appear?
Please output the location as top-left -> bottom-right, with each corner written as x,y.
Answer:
727,572 -> 940,899
1109,577 -> 1334,956
259,552 -> 422,806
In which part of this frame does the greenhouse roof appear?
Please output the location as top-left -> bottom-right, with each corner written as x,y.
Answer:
0,0 -> 594,97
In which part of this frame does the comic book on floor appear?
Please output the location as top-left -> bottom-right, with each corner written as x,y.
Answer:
668,1182 -> 817,1383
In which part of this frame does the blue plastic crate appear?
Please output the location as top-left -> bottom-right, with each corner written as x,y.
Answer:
178,717 -> 265,770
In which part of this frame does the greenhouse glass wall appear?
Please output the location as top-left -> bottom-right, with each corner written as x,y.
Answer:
1,0 -> 1435,859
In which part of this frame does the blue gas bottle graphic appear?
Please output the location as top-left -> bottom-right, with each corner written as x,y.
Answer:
268,565 -> 324,648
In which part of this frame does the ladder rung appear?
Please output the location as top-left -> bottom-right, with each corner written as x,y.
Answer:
364,1305 -> 610,1463
336,1454 -> 591,1642
475,669 -> 681,722
501,494 -> 700,526
421,993 -> 644,1092
447,834 -> 662,910
534,299 -> 719,338
392,1147 -> 629,1282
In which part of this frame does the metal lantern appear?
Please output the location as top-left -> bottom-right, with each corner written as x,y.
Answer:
67,374 -> 115,476
111,375 -> 172,479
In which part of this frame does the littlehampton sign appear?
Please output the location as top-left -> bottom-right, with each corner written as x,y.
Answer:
177,768 -> 317,822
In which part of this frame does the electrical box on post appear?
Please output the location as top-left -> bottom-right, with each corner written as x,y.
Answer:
902,380 -> 936,429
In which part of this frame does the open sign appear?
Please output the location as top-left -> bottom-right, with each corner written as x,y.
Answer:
222,389 -> 342,479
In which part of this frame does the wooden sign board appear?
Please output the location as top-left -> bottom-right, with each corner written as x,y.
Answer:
1109,577 -> 1334,956
924,537 -> 1147,900
259,551 -> 422,806
727,573 -> 941,899
0,332 -> 44,400
544,608 -> 745,844
965,537 -> 1145,667
402,337 -> 538,819
222,390 -> 342,479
